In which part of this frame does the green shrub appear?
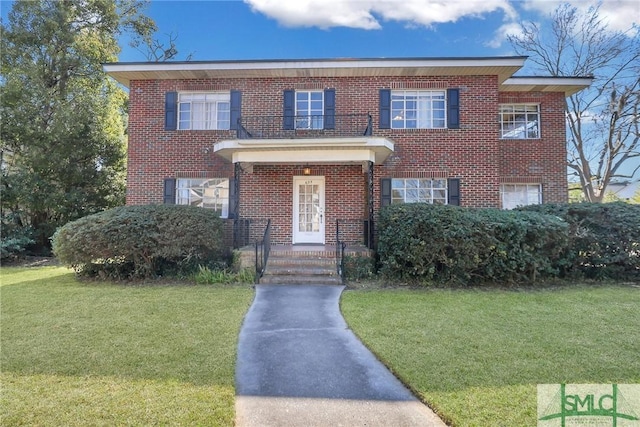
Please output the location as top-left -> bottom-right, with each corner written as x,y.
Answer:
52,205 -> 227,280
0,212 -> 34,260
344,253 -> 375,281
377,204 -> 569,285
519,202 -> 640,279
193,266 -> 255,285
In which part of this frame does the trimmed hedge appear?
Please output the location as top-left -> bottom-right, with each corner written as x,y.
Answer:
518,202 -> 640,279
377,204 -> 569,285
52,205 -> 226,279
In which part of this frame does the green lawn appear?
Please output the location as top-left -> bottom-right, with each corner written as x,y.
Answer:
341,285 -> 640,427
0,267 -> 254,426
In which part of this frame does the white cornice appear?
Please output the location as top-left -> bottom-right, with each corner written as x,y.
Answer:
103,57 -> 528,86
500,76 -> 593,96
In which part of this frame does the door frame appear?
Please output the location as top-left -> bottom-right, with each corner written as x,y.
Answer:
292,176 -> 325,244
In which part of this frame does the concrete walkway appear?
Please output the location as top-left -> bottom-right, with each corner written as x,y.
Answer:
235,285 -> 447,427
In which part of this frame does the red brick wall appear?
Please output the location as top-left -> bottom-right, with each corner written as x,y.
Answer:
498,92 -> 568,204
239,165 -> 365,245
126,74 -> 569,243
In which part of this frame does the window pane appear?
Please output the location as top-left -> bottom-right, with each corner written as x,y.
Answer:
500,104 -> 540,139
295,91 -> 323,129
391,90 -> 447,129
390,179 -> 450,205
501,184 -> 541,209
178,92 -> 231,131
176,178 -> 229,217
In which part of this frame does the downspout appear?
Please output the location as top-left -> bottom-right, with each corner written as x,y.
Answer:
368,160 -> 375,249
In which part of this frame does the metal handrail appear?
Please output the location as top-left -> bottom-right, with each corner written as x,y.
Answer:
255,219 -> 271,284
335,220 -> 346,285
237,113 -> 372,139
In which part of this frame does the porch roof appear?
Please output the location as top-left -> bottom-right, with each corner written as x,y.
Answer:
213,136 -> 394,165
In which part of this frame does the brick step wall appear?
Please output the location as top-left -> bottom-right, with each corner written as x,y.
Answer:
260,248 -> 342,285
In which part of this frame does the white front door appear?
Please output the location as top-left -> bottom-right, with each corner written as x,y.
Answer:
293,176 -> 325,244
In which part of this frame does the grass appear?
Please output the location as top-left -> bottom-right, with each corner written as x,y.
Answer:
0,266 -> 254,426
340,285 -> 640,427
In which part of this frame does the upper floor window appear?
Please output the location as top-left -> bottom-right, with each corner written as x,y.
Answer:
391,90 -> 446,129
499,104 -> 540,139
391,178 -> 448,204
296,90 -> 324,129
500,184 -> 541,209
176,178 -> 229,218
284,88 -> 335,131
178,92 -> 230,130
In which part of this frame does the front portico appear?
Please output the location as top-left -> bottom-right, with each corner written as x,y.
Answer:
214,135 -> 394,246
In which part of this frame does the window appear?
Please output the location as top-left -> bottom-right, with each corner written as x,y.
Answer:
178,92 -> 230,130
391,91 -> 446,129
499,104 -> 540,139
501,184 -> 542,209
176,178 -> 229,217
391,179 -> 448,204
296,91 -> 324,129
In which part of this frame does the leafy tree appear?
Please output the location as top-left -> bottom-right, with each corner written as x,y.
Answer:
508,3 -> 640,202
1,0 -> 155,252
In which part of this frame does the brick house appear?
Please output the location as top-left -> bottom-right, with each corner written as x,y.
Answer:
104,57 -> 591,249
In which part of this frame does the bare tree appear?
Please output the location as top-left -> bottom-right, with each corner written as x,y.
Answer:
131,31 -> 194,62
508,3 -> 640,202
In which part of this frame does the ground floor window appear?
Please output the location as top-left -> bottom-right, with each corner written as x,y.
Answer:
500,184 -> 542,209
392,178 -> 448,204
176,178 -> 229,217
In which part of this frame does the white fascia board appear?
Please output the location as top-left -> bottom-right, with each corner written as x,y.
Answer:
103,57 -> 527,74
232,149 -> 376,164
502,77 -> 593,87
213,137 -> 394,164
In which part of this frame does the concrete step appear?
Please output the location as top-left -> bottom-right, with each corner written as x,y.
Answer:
249,244 -> 371,286
260,247 -> 342,285
267,257 -> 337,267
259,274 -> 343,286
265,264 -> 337,276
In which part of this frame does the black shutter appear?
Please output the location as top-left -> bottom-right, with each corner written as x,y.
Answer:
379,89 -> 391,129
381,178 -> 392,207
230,90 -> 241,130
447,178 -> 460,206
228,178 -> 238,219
163,178 -> 176,204
283,90 -> 295,130
324,88 -> 335,130
447,88 -> 460,129
165,92 -> 178,131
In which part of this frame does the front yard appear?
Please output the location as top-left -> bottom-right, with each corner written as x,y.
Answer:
341,285 -> 640,426
0,267 -> 254,426
2,266 -> 638,426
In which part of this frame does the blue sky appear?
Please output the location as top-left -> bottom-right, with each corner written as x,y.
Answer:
4,0 -> 636,65
112,0 -> 636,67
2,0 -> 638,180
117,0 -> 517,61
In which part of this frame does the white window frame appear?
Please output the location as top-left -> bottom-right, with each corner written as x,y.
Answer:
295,90 -> 324,129
178,92 -> 230,130
499,104 -> 540,139
500,184 -> 542,209
391,178 -> 448,205
176,178 -> 229,218
391,90 -> 446,129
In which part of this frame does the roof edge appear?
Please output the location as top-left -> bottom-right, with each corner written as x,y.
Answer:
103,56 -> 529,67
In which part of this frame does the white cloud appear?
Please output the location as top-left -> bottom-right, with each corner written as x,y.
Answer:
522,0 -> 639,34
244,0 -> 517,30
486,22 -> 524,48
